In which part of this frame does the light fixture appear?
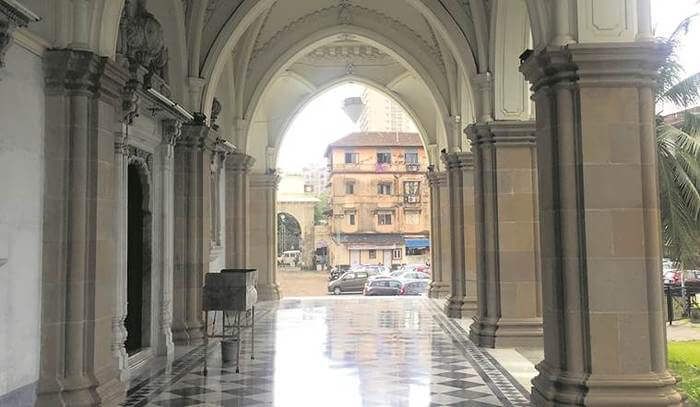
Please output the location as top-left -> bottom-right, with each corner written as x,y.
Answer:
146,87 -> 194,122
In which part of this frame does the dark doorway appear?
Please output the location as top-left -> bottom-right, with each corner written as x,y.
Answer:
277,212 -> 302,255
126,163 -> 152,355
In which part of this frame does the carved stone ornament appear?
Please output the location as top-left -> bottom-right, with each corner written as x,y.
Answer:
127,145 -> 153,174
163,118 -> 182,146
122,78 -> 140,125
210,97 -> 222,131
117,0 -> 169,80
0,0 -> 40,70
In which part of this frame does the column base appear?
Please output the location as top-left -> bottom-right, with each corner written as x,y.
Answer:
428,282 -> 451,298
444,296 -> 477,318
172,322 -> 204,346
36,375 -> 126,407
531,362 -> 683,407
469,316 -> 543,348
257,283 -> 281,301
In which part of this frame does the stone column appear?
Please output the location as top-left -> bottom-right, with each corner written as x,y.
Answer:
521,43 -> 682,405
427,169 -> 450,298
467,121 -> 543,348
442,152 -> 477,318
37,49 -> 128,406
155,119 -> 179,360
172,119 -> 214,345
225,153 -> 255,269
250,172 -> 281,301
112,120 -> 129,381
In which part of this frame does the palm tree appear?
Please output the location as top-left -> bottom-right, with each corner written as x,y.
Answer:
656,14 -> 700,268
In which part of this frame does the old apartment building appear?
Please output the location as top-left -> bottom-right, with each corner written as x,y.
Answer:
324,132 -> 430,267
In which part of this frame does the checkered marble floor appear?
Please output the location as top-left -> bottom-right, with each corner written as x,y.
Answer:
123,297 -> 531,406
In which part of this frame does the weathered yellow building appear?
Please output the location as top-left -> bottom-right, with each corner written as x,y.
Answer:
324,132 -> 430,267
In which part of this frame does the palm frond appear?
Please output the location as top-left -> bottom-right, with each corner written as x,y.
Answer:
661,72 -> 700,108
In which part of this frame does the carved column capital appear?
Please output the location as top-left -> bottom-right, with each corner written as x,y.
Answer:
162,118 -> 182,146
0,0 -> 39,71
44,49 -> 129,102
426,168 -> 447,187
225,152 -> 255,173
441,150 -> 474,172
465,121 -> 536,147
250,171 -> 281,190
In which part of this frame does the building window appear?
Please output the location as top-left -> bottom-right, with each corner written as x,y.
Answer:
348,214 -> 356,225
377,151 -> 391,164
393,249 -> 402,259
304,185 -> 313,193
378,213 -> 392,225
404,181 -> 420,195
369,249 -> 377,259
377,182 -> 392,195
405,151 -> 419,164
345,182 -> 355,194
345,152 -> 359,164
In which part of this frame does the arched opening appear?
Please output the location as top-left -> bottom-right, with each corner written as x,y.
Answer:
272,78 -> 431,297
125,161 -> 153,355
277,212 -> 302,262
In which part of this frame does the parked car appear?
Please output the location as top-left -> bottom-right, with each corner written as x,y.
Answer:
401,280 -> 429,296
277,250 -> 301,266
328,271 -> 371,295
390,271 -> 431,282
400,264 -> 430,274
664,270 -> 682,286
363,279 -> 402,296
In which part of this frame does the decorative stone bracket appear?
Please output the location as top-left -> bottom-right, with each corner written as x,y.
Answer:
0,0 -> 39,70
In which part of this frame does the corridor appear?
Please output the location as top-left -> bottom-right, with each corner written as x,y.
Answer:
123,298 -> 530,407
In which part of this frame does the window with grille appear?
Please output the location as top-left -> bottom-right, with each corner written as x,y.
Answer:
405,151 -> 419,164
377,152 -> 391,164
369,250 -> 376,259
345,182 -> 355,194
378,213 -> 392,225
344,152 -> 359,164
348,214 -> 356,225
377,183 -> 392,195
393,249 -> 402,259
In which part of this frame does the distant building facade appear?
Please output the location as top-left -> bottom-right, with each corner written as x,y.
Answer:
302,162 -> 330,196
276,173 -> 319,269
357,88 -> 417,133
324,132 -> 430,267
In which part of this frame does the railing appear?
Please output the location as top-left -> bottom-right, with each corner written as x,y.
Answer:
404,194 -> 420,204
405,163 -> 420,172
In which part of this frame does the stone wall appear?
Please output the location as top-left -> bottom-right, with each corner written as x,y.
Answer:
0,43 -> 44,402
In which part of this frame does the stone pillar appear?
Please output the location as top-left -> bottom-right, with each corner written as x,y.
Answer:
38,49 -> 128,406
442,152 -> 477,318
427,169 -> 450,298
225,153 -> 255,268
467,121 -> 543,348
172,119 -> 214,345
250,172 -> 281,301
112,121 -> 129,381
155,119 -> 179,360
521,43 -> 682,405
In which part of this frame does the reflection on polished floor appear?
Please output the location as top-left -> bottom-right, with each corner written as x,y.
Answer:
123,297 -> 531,407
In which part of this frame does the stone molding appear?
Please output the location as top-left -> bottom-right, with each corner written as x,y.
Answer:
466,121 -> 536,147
0,0 -> 39,69
250,172 -> 281,189
441,150 -> 474,171
426,168 -> 447,187
179,120 -> 217,151
225,152 -> 255,173
44,49 -> 130,103
520,42 -> 666,91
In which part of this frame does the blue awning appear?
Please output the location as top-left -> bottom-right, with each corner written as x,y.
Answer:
405,238 -> 430,249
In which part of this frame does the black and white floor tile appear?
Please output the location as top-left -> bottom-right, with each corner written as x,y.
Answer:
123,297 -> 531,406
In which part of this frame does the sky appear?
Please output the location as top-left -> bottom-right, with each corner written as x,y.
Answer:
277,0 -> 700,171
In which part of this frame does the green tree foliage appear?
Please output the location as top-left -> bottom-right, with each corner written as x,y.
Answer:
656,14 -> 700,267
314,191 -> 330,225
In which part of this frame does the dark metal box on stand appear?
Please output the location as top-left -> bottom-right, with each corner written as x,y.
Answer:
202,268 -> 258,373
